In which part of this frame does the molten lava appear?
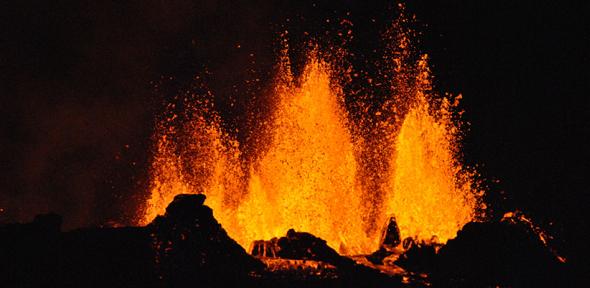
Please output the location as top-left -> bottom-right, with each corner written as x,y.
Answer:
141,16 -> 483,254
142,95 -> 245,230
384,55 -> 481,244
237,53 -> 374,254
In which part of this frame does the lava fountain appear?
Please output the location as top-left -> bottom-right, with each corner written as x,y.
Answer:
141,16 -> 483,254
142,89 -> 245,231
384,55 -> 482,244
236,51 -> 374,254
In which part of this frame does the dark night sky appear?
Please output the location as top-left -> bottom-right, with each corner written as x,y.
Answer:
1,0 -> 588,270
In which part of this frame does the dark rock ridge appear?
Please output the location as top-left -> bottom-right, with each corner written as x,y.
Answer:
8,193 -> 572,287
0,194 -> 263,288
432,220 -> 569,287
389,220 -> 572,287
250,228 -> 403,287
366,216 -> 403,265
1,213 -> 156,287
275,228 -> 354,267
394,241 -> 438,273
1,194 -> 404,287
148,194 -> 264,287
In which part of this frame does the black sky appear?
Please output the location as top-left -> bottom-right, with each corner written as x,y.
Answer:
1,0 -> 588,271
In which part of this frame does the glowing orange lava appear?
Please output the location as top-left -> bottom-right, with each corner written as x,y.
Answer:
142,94 -> 244,231
141,14 -> 483,254
236,52 -> 376,254
383,55 -> 481,244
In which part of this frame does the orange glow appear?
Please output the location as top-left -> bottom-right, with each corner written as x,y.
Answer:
383,55 -> 481,244
141,53 -> 381,254
501,210 -> 566,263
141,15 -> 484,254
142,95 -> 245,231
236,52 -> 377,254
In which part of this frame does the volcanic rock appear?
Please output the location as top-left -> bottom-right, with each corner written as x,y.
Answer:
265,229 -> 402,287
433,221 -> 567,287
0,213 -> 157,287
148,194 -> 264,287
394,240 -> 438,272
366,217 -> 402,265
0,194 -> 266,288
380,216 -> 401,249
1,195 -> 407,287
275,229 -> 352,267
366,247 -> 395,265
32,212 -> 63,234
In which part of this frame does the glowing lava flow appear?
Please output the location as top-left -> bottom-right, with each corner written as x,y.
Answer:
141,21 -> 483,254
141,54 -> 380,254
236,53 -> 376,254
142,95 -> 245,231
384,55 -> 481,244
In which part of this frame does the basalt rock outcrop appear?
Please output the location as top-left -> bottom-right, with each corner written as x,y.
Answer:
2,197 -> 574,287
371,217 -> 574,287
275,229 -> 353,267
148,194 -> 264,287
250,228 -> 402,287
0,194 -> 263,288
0,213 -> 157,287
432,220 -> 568,287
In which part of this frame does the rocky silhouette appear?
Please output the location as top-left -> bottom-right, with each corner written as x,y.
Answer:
0,195 -> 573,287
432,220 -> 569,287
147,194 -> 264,287
0,194 -> 263,288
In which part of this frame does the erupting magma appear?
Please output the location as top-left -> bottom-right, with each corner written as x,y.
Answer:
142,24 -> 482,255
